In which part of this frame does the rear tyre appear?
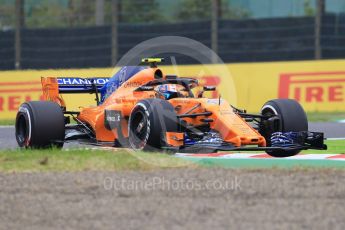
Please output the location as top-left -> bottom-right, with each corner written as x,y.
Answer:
15,101 -> 65,148
261,99 -> 308,157
128,99 -> 178,151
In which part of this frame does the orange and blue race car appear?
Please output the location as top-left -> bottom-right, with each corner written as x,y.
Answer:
15,58 -> 327,157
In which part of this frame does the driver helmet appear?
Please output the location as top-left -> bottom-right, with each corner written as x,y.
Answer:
157,84 -> 178,100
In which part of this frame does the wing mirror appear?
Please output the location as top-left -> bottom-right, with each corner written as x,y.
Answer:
203,86 -> 216,91
198,86 -> 216,98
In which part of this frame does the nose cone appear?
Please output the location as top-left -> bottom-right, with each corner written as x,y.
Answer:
201,99 -> 266,147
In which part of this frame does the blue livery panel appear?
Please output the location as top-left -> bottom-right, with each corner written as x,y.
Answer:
56,66 -> 146,103
99,66 -> 146,103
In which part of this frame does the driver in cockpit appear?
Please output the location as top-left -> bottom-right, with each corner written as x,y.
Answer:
156,84 -> 188,100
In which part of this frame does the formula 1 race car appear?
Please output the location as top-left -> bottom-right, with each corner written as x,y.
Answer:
15,58 -> 327,157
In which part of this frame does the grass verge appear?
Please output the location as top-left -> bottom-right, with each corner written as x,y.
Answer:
306,112 -> 345,122
0,119 -> 15,126
0,149 -> 192,173
303,140 -> 345,154
0,140 -> 343,173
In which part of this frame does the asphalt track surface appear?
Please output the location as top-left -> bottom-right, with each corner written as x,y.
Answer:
0,122 -> 344,149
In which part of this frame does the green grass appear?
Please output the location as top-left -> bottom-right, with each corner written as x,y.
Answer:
306,112 -> 345,122
302,140 -> 345,154
0,149 -> 193,173
0,119 -> 15,126
0,140 -> 343,173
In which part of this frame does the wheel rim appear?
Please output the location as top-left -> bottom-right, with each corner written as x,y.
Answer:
261,105 -> 277,116
261,105 -> 280,148
130,110 -> 149,149
16,114 -> 28,146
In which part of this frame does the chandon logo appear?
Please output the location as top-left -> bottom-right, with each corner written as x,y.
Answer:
57,77 -> 109,85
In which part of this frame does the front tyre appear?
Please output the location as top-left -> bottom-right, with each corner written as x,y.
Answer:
128,99 -> 178,151
15,101 -> 65,148
261,99 -> 308,157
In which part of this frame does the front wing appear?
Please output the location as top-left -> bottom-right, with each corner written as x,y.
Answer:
164,131 -> 327,153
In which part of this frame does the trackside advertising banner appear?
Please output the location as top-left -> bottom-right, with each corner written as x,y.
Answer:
0,68 -> 113,120
0,59 -> 344,119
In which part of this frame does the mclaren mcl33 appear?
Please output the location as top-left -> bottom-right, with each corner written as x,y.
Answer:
15,58 -> 326,157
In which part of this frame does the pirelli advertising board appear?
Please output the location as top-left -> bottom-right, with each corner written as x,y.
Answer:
0,59 -> 344,120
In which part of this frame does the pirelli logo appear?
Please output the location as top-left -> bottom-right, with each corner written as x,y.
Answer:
0,81 -> 43,112
279,72 -> 345,104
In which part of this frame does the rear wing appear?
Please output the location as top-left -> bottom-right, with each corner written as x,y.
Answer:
41,77 -> 109,108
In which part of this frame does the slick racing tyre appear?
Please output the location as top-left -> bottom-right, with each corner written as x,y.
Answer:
15,101 -> 65,148
128,99 -> 178,151
261,99 -> 308,157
